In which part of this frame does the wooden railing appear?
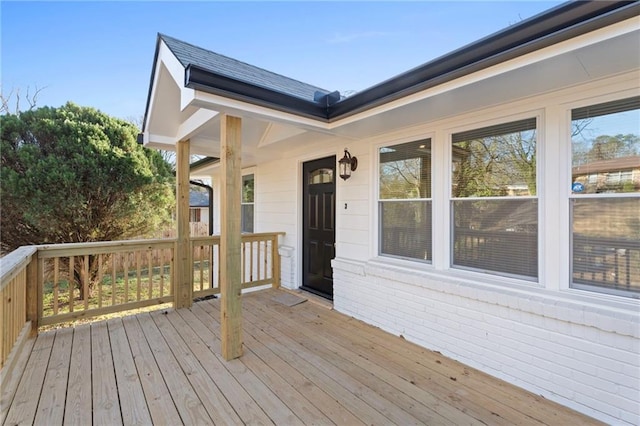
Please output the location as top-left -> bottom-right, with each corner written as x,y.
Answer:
573,234 -> 640,291
191,232 -> 283,299
0,246 -> 37,369
0,232 -> 284,367
453,228 -> 538,278
37,239 -> 176,326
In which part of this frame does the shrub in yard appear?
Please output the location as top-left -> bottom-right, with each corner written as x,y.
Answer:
1,102 -> 174,296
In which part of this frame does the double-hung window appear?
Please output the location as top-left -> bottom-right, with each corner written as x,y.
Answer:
241,174 -> 254,233
378,139 -> 432,261
451,118 -> 538,279
570,96 -> 639,296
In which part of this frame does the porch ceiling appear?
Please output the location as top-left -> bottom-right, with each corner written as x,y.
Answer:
141,4 -> 639,171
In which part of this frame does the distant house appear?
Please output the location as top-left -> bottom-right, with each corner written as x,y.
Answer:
189,190 -> 209,223
572,155 -> 640,193
141,2 -> 640,424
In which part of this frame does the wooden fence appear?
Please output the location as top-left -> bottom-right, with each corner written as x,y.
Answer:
0,232 -> 283,368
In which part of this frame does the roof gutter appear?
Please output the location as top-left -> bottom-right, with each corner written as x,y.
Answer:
327,1 -> 640,121
185,65 -> 332,121
145,1 -> 638,129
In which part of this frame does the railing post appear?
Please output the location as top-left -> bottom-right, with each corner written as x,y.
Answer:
220,114 -> 243,361
272,235 -> 281,289
25,252 -> 39,336
175,139 -> 193,309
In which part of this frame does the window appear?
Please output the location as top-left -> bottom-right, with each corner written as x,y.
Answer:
189,208 -> 201,222
451,118 -> 538,279
309,168 -> 333,184
241,174 -> 254,233
570,97 -> 639,296
378,140 -> 432,261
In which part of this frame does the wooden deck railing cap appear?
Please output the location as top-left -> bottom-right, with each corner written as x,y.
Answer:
0,245 -> 37,290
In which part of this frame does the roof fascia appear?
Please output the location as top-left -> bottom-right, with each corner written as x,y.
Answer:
327,1 -> 640,121
147,1 -> 638,132
190,90 -> 335,132
141,35 -> 163,133
190,156 -> 220,173
328,14 -> 640,130
185,64 -> 330,121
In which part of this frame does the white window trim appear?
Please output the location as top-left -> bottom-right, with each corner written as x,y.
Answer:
444,110 -> 544,284
242,168 -> 256,233
366,82 -> 639,305
563,92 -> 640,298
371,133 -> 436,264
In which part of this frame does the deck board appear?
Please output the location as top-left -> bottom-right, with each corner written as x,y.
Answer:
0,334 -> 35,425
190,301 -> 362,425
64,324 -> 92,426
136,313 -> 213,425
263,294 -> 534,425
91,321 -> 122,426
120,315 -> 182,425
33,327 -> 73,426
149,310 -> 248,425
4,331 -> 53,426
2,288 -> 604,426
107,318 -> 153,425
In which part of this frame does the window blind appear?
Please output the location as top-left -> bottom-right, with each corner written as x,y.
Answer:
452,118 -> 536,144
572,96 -> 640,120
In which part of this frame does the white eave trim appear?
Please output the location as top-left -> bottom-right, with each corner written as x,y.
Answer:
327,16 -> 640,129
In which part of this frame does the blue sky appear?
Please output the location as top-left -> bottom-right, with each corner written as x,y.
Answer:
2,1 -> 563,122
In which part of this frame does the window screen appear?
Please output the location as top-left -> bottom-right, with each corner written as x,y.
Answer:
451,118 -> 538,279
571,97 -> 639,296
379,140 -> 432,261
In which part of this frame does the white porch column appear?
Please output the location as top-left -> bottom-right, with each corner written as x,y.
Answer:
175,139 -> 193,309
220,115 -> 243,360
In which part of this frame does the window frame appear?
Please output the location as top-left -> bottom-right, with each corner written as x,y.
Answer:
448,116 -> 540,281
567,95 -> 640,298
241,173 -> 255,234
377,138 -> 433,263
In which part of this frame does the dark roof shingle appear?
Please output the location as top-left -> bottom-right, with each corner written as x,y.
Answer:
160,34 -> 330,102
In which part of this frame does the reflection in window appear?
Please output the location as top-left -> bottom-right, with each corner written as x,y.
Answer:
452,118 -> 537,197
241,174 -> 254,233
570,97 -> 639,297
571,97 -> 640,195
379,139 -> 432,261
451,119 -> 538,279
309,168 -> 333,184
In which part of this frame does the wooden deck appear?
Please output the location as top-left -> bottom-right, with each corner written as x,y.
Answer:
1,288 -> 601,425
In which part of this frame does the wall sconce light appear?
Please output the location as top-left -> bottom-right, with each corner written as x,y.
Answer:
338,148 -> 358,180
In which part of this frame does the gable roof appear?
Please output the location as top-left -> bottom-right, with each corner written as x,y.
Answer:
160,34 -> 332,103
573,155 -> 640,175
189,190 -> 209,208
143,0 -> 638,130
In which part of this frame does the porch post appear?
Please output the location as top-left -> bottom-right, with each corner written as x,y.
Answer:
220,114 -> 243,360
175,139 -> 193,309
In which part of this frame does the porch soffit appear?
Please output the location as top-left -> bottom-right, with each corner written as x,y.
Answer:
142,1 -> 639,152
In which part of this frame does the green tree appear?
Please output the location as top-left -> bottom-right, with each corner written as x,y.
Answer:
1,102 -> 175,296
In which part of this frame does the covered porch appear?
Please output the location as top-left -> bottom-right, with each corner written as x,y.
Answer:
1,287 -> 601,425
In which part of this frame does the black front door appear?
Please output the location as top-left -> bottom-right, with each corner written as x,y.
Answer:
302,156 -> 336,299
